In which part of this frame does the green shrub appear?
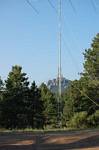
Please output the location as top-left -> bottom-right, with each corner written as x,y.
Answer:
87,110 -> 99,127
67,111 -> 88,129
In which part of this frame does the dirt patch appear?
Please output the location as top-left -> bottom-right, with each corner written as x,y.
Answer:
44,130 -> 99,144
0,129 -> 99,150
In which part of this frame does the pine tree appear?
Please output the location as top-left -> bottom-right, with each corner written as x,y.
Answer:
82,33 -> 99,113
40,83 -> 57,128
83,33 -> 99,79
1,65 -> 29,129
27,81 -> 44,129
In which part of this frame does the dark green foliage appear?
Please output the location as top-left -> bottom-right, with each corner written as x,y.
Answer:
0,34 -> 99,129
67,112 -> 88,128
0,65 -> 29,129
40,83 -> 57,128
0,66 -> 44,129
62,80 -> 86,126
63,33 -> 99,128
83,33 -> 99,79
0,77 -> 4,128
0,77 -> 3,102
27,81 -> 44,129
81,34 -> 99,111
87,110 -> 99,127
0,66 -> 57,129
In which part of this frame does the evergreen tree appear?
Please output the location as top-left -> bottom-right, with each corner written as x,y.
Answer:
27,81 -> 44,129
1,65 -> 29,129
82,33 -> 99,112
83,33 -> 99,79
40,83 -> 57,128
0,77 -> 4,127
0,77 -> 3,101
63,33 -> 99,127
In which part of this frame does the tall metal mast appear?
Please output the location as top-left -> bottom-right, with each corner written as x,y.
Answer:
57,0 -> 62,126
58,0 -> 62,97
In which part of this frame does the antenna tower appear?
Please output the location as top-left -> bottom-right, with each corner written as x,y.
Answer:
57,0 -> 62,127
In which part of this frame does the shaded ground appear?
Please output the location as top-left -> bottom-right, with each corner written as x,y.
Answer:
0,129 -> 99,150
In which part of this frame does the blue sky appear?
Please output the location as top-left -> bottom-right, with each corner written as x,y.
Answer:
0,0 -> 99,84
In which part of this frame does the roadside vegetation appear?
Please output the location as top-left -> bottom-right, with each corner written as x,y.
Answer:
0,33 -> 99,130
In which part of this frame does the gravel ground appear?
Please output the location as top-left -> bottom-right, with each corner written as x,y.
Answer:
0,129 -> 99,150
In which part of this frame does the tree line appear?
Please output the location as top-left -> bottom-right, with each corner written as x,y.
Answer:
0,33 -> 99,129
0,66 -> 57,129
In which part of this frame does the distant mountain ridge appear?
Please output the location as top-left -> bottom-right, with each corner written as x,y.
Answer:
47,77 -> 71,93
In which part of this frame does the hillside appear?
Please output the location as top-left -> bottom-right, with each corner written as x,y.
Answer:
47,77 -> 71,93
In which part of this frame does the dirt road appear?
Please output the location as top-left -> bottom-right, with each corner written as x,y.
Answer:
0,129 -> 99,150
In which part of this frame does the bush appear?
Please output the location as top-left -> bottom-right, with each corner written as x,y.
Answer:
67,111 -> 88,129
87,110 -> 99,127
